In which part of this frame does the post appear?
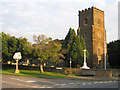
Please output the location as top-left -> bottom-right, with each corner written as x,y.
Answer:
70,58 -> 72,75
13,52 -> 22,74
15,59 -> 19,73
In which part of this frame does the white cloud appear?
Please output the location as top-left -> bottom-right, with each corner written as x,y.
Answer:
1,0 -> 118,43
0,0 -> 91,3
115,0 -> 120,3
103,2 -> 118,42
0,22 -> 4,32
0,0 -> 44,3
0,5 -> 9,15
0,22 -> 4,26
3,9 -> 9,14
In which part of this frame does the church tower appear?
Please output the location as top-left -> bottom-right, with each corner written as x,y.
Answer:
77,6 -> 107,68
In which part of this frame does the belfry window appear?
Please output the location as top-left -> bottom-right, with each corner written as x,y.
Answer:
84,17 -> 88,24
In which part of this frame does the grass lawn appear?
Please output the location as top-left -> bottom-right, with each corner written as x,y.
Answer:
2,69 -> 76,78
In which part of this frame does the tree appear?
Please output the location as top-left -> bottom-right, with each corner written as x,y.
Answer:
62,28 -> 89,67
33,34 -> 63,73
48,40 -> 65,66
69,35 -> 83,67
1,32 -> 32,63
62,28 -> 76,66
1,32 -> 11,62
107,40 -> 120,68
32,35 -> 50,73
17,37 -> 32,61
23,42 -> 33,59
7,36 -> 18,61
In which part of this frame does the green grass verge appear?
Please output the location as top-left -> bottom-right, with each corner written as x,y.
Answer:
2,69 -> 76,78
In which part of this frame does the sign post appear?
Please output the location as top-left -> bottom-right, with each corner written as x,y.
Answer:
104,30 -> 107,70
70,58 -> 72,75
13,52 -> 22,73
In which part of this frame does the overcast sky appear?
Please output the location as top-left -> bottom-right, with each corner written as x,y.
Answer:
0,0 -> 119,43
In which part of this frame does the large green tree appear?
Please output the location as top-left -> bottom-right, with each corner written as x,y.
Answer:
32,34 -> 63,73
69,35 -> 83,67
107,40 -> 120,68
62,28 -> 89,67
48,40 -> 65,66
62,28 -> 76,66
1,32 -> 32,63
8,36 -> 18,61
2,32 -> 11,62
17,37 -> 32,61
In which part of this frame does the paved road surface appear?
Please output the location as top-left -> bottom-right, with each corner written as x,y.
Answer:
2,74 -> 119,89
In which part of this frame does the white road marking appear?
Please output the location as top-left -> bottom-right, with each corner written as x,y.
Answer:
99,81 -> 104,84
76,83 -> 80,85
11,78 -> 38,83
16,79 -> 24,82
11,78 -> 25,82
26,80 -> 37,83
82,82 -> 86,85
69,83 -> 75,85
53,84 -> 60,86
60,84 -> 66,86
47,86 -> 53,88
113,81 -> 116,83
11,78 -> 16,79
104,81 -> 108,83
74,84 -> 78,86
2,81 -> 43,88
32,86 -> 46,88
94,82 -> 98,84
109,81 -> 112,83
87,82 -> 92,84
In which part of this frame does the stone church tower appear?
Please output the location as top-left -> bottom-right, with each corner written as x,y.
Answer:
77,6 -> 107,68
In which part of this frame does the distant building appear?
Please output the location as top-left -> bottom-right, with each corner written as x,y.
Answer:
77,6 -> 108,68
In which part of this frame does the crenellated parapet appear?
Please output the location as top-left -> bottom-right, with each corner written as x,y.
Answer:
79,6 -> 104,13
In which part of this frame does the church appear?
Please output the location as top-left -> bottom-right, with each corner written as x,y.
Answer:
77,6 -> 108,68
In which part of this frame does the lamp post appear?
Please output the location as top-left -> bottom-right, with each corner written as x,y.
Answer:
13,52 -> 22,73
70,58 -> 72,75
81,49 -> 90,69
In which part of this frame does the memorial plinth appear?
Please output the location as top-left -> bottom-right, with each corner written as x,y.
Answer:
81,49 -> 90,69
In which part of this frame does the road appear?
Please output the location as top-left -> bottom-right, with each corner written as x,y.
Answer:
2,74 -> 119,89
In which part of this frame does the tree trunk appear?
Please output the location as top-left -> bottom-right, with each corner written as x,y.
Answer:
40,61 -> 44,73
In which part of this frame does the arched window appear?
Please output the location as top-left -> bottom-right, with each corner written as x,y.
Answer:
98,48 -> 101,56
84,32 -> 87,39
84,17 -> 88,24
